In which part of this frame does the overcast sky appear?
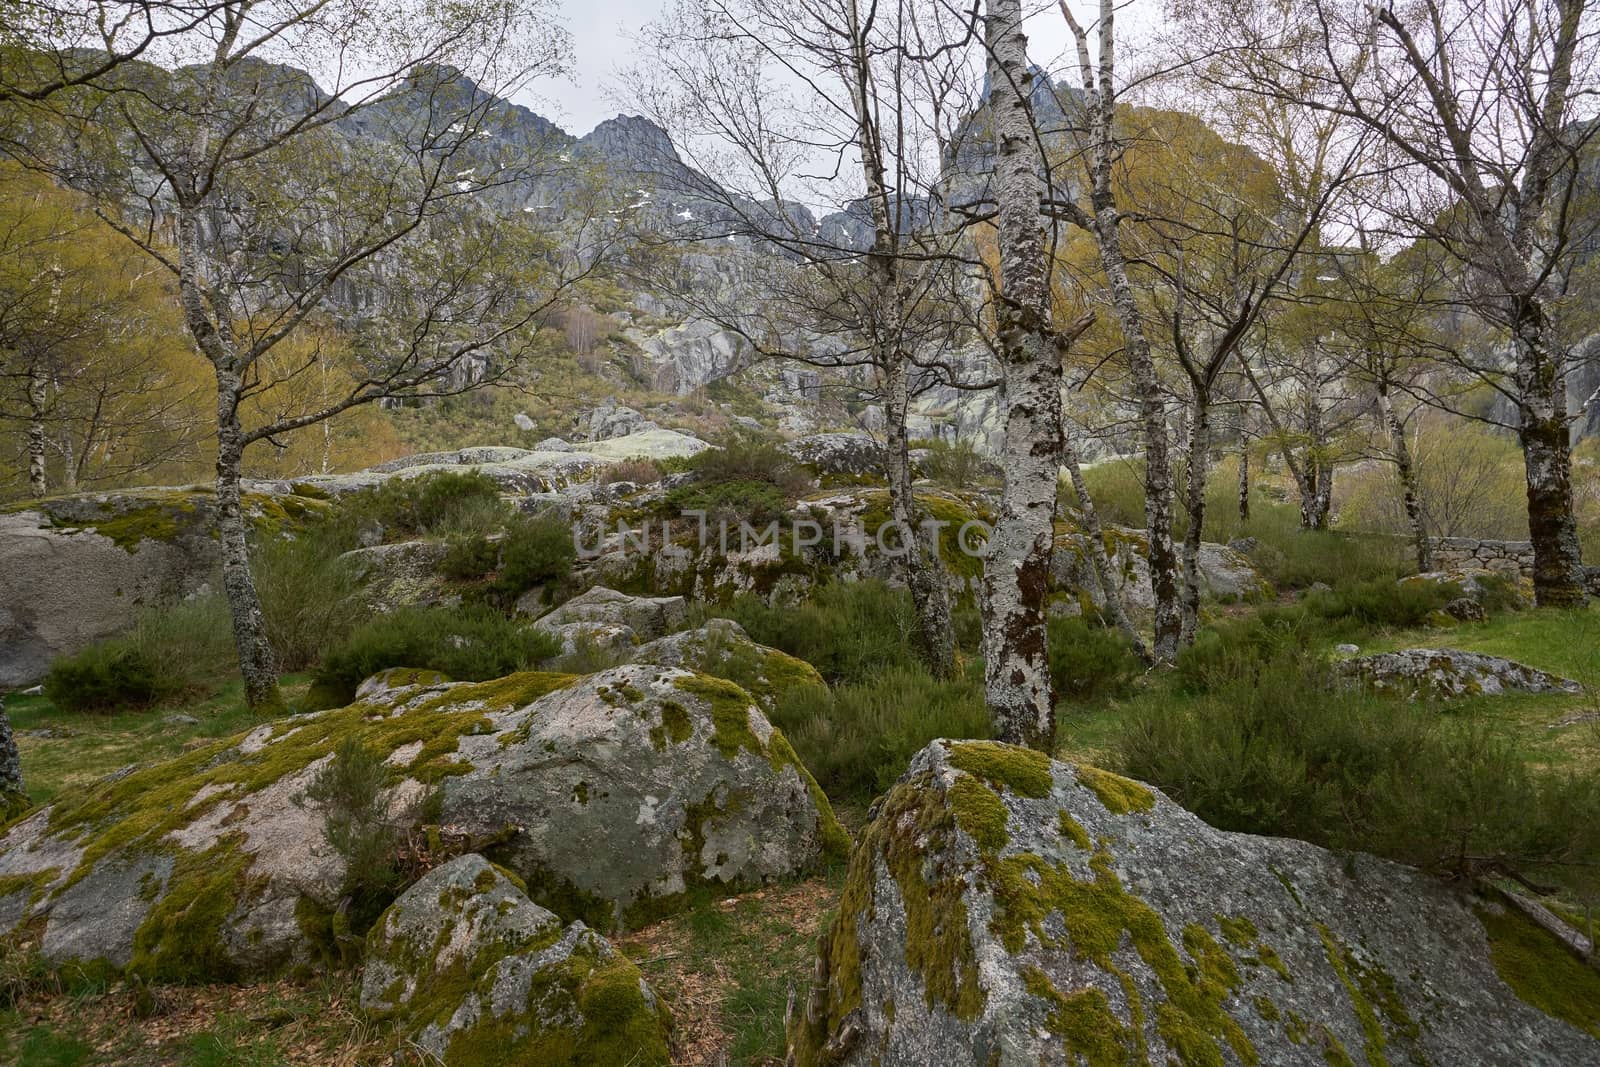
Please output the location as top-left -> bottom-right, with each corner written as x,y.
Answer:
525,0 -> 1165,136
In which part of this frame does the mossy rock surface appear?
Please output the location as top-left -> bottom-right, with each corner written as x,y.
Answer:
0,663 -> 842,981
0,485 -> 327,688
360,853 -> 670,1066
788,739 -> 1600,1066
627,619 -> 826,715
1337,648 -> 1583,701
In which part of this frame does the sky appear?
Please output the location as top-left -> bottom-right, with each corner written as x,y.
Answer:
525,0 -> 1165,136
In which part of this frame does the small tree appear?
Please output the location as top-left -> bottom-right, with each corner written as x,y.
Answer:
23,0 -> 596,709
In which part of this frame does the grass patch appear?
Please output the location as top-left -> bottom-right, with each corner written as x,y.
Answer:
7,676 -> 311,809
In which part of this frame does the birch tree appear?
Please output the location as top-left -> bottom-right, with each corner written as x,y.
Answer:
978,0 -> 1092,747
27,0 -> 589,709
1177,0 -> 1597,605
632,0 -> 982,676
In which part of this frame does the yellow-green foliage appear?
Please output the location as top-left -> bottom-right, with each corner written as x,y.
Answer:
1022,966 -> 1140,1066
374,915 -> 670,1067
1075,763 -> 1156,815
1478,900 -> 1600,1039
856,489 -> 992,581
949,776 -> 1009,851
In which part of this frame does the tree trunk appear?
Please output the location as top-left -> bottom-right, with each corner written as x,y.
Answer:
1298,393 -> 1332,530
1513,307 -> 1587,606
1376,384 -> 1430,572
885,352 -> 955,677
1237,440 -> 1250,523
1092,236 -> 1181,661
839,0 -> 955,677
26,360 -> 48,498
216,379 -> 283,712
1179,392 -> 1212,645
1063,432 -> 1149,662
0,694 -> 26,818
981,0 -> 1062,750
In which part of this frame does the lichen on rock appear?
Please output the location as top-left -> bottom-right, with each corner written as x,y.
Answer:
0,662 -> 843,980
360,853 -> 671,1066
788,739 -> 1600,1066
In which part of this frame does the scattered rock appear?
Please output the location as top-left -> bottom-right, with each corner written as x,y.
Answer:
584,428 -> 709,462
534,436 -> 574,452
513,412 -> 537,432
1333,643 -> 1361,656
788,739 -> 1600,1066
783,432 -> 885,477
339,540 -> 459,611
441,664 -> 848,930
1444,596 -> 1488,623
530,586 -> 687,641
1052,525 -> 1266,612
361,854 -> 670,1066
584,399 -> 655,441
1401,568 -> 1526,608
0,488 -> 320,687
162,714 -> 200,727
1338,648 -> 1583,700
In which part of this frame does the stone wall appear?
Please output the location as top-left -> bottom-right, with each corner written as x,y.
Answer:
1430,537 -> 1536,576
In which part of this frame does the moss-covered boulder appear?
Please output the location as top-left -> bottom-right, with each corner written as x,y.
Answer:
0,485 -> 326,687
438,663 -> 848,931
529,585 -> 688,640
0,664 -> 843,981
360,853 -> 670,1066
626,619 -> 825,715
789,739 -> 1600,1066
1337,648 -> 1583,700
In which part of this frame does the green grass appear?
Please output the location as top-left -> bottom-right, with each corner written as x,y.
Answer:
7,674 -> 311,809
1353,604 -> 1600,775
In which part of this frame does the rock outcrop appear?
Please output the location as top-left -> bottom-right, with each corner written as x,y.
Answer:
1338,648 -> 1583,700
0,664 -> 843,978
1052,525 -> 1267,614
788,739 -> 1600,1066
626,619 -> 825,715
528,586 -> 689,655
293,429 -> 710,497
360,853 -> 671,1065
0,487 -> 325,687
784,433 -> 886,477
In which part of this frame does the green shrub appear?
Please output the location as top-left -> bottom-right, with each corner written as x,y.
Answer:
715,580 -> 921,686
1119,652 -> 1600,890
44,595 -> 238,712
307,605 -> 561,708
440,533 -> 499,582
252,536 -> 365,671
44,643 -> 163,713
689,430 -> 811,495
665,479 -> 790,525
769,664 -> 989,803
311,470 -> 506,552
1175,577 -> 1457,694
491,512 -> 577,596
301,736 -> 405,932
1047,616 -> 1144,702
917,437 -> 994,488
